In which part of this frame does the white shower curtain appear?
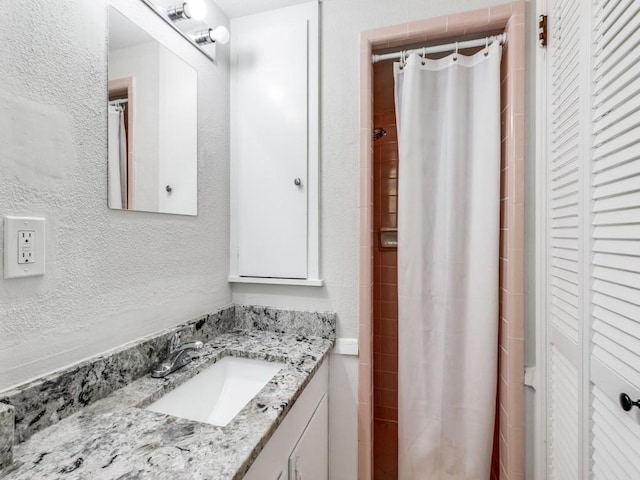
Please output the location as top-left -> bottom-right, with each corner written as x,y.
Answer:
108,104 -> 127,209
395,42 -> 502,480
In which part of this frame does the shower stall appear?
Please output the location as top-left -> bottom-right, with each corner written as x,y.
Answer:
358,3 -> 526,479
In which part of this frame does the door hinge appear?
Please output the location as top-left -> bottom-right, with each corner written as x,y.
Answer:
538,14 -> 548,48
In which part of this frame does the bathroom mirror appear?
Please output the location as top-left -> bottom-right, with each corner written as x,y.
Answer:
108,6 -> 198,215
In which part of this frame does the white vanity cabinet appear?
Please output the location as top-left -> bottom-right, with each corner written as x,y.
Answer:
229,1 -> 321,286
288,396 -> 328,479
243,360 -> 328,480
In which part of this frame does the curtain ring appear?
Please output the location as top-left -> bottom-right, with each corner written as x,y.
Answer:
484,36 -> 489,56
422,46 -> 426,65
453,41 -> 459,61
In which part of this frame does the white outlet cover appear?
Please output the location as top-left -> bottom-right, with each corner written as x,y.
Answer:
4,216 -> 46,279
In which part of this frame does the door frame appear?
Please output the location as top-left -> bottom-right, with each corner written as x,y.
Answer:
534,0 -> 548,478
358,3 -> 527,478
108,77 -> 135,209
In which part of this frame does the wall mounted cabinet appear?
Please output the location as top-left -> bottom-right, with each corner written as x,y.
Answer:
229,1 -> 321,286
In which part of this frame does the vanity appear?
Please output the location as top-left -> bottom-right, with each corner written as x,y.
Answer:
0,306 -> 334,479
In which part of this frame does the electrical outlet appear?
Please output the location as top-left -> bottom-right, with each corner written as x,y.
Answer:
18,230 -> 35,264
4,216 -> 45,279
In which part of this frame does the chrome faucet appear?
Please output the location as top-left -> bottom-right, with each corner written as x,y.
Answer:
151,332 -> 203,378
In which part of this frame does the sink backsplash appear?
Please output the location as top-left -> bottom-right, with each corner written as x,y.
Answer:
0,403 -> 13,469
235,305 -> 336,340
0,305 -> 336,450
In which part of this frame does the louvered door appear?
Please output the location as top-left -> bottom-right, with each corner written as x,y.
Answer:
590,0 -> 640,477
543,0 -> 640,478
545,0 -> 585,477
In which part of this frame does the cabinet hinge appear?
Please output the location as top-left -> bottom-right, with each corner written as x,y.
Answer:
538,14 -> 548,48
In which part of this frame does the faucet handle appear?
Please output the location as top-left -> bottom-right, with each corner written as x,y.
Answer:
169,332 -> 182,353
181,341 -> 204,351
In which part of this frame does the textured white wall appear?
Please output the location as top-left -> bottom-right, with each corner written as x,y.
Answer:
231,1 -> 536,478
0,0 -> 231,392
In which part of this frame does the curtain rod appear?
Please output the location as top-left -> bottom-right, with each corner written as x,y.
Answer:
108,99 -> 129,105
371,33 -> 506,64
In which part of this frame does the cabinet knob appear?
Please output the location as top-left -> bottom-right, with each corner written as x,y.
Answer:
294,178 -> 301,186
620,393 -> 640,411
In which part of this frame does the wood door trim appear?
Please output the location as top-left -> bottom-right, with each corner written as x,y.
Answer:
108,77 -> 134,209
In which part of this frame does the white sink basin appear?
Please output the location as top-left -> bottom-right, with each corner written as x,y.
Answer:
146,356 -> 285,426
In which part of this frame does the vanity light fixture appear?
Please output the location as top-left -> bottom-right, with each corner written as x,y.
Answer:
140,0 -> 221,61
192,25 -> 230,45
167,0 -> 207,21
167,2 -> 190,20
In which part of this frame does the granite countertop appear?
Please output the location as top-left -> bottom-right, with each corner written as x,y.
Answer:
2,330 -> 333,480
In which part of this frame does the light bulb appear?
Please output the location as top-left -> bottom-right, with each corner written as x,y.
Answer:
193,25 -> 230,45
187,0 -> 207,20
211,25 -> 230,45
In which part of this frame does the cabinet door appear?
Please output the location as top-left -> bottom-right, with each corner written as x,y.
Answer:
288,395 -> 328,480
233,9 -> 310,279
157,47 -> 198,216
